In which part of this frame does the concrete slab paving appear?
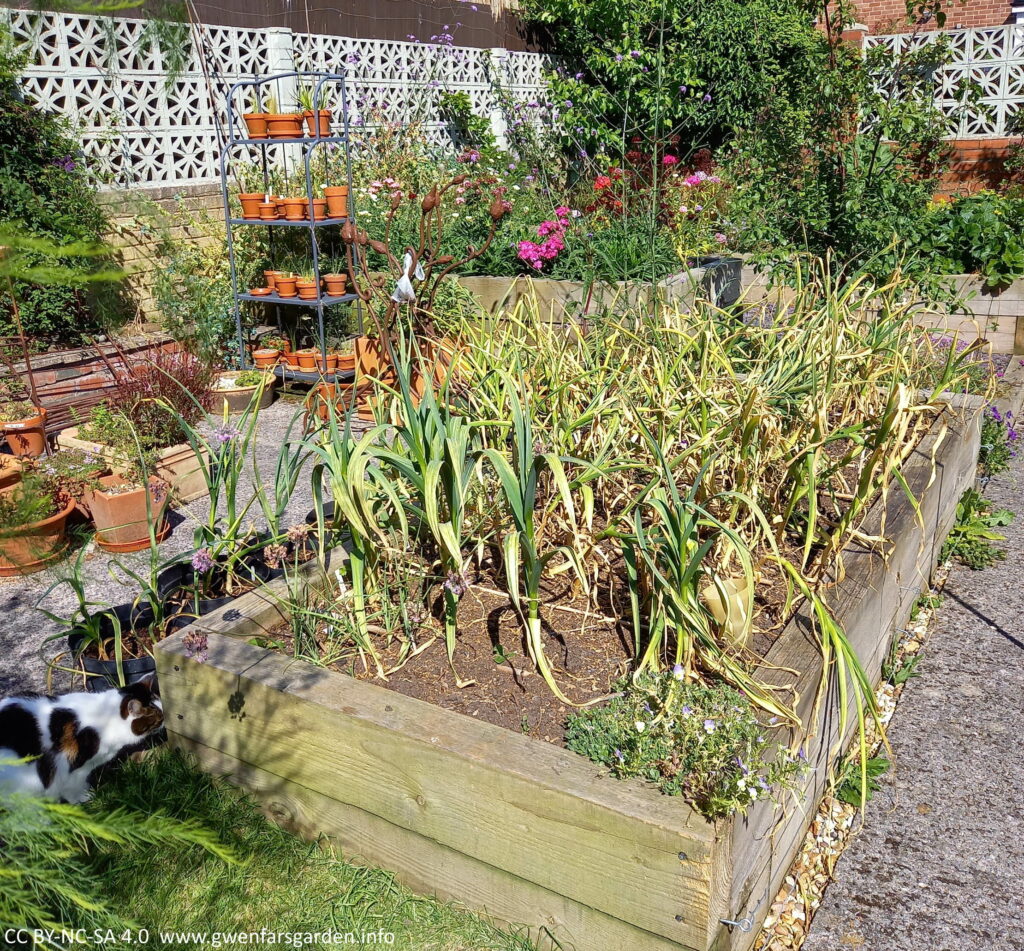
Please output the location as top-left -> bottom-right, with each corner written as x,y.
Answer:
804,447 -> 1024,951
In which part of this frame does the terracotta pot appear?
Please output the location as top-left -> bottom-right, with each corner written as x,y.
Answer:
258,201 -> 278,220
266,113 -> 303,138
275,275 -> 298,298
282,198 -> 306,221
2,407 -> 47,458
322,273 -> 348,296
252,348 -> 281,368
0,487 -> 74,576
242,113 -> 268,139
214,373 -> 276,414
296,349 -> 317,370
315,353 -> 339,373
311,199 -> 328,220
238,193 -> 264,219
323,186 -> 349,218
284,350 -> 303,370
303,109 -> 331,137
264,270 -> 285,289
0,456 -> 21,491
336,350 -> 356,374
295,279 -> 318,301
88,474 -> 168,550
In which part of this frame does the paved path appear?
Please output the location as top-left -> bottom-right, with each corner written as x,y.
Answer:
0,396 -> 330,697
805,446 -> 1024,950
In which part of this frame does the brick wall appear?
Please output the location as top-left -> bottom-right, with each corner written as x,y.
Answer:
937,138 -> 1021,195
854,0 -> 1011,32
99,185 -> 226,324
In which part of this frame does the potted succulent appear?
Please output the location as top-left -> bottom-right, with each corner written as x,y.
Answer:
0,469 -> 76,576
242,89 -> 269,139
297,85 -> 331,137
322,184 -> 349,218
0,378 -> 47,458
322,272 -> 348,296
295,275 -> 318,300
213,368 -> 276,414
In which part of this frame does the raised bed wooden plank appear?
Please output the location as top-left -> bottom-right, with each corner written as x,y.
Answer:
159,634 -> 717,948
176,733 -> 695,951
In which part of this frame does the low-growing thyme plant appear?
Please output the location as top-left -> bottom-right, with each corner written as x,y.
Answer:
565,671 -> 804,819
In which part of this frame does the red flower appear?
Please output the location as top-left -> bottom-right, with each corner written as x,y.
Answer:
593,175 -> 612,191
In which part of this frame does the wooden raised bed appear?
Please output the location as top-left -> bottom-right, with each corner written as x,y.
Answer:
56,426 -> 208,504
155,397 -> 982,951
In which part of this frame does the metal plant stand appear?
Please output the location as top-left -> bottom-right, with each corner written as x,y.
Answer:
218,70 -> 360,384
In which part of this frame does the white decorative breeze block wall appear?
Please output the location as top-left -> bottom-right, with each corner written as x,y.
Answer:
0,7 -> 550,190
866,24 -> 1024,138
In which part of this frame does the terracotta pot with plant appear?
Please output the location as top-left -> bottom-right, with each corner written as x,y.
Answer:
213,369 -> 276,414
323,185 -> 349,218
322,273 -> 348,296
264,95 -> 302,138
1,379 -> 47,458
297,85 -> 331,137
252,347 -> 280,368
315,352 -> 339,373
296,349 -> 317,370
89,473 -> 170,553
295,277 -> 318,301
335,337 -> 358,374
242,91 -> 269,139
0,470 -> 75,576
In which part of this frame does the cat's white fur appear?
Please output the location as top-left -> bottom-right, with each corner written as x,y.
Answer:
0,686 -> 163,803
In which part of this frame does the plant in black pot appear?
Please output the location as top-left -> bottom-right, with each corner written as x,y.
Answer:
155,392 -> 279,628
38,545 -> 175,692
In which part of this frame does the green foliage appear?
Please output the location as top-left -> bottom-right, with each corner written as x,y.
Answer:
978,406 -> 1017,477
0,767 -> 232,947
834,755 -> 889,807
882,637 -> 921,686
919,193 -> 1024,288
565,671 -> 803,818
0,22 -> 127,345
76,404 -> 159,483
522,0 -> 823,156
438,90 -> 497,155
0,472 -> 56,531
940,487 -> 1014,570
85,749 -> 536,951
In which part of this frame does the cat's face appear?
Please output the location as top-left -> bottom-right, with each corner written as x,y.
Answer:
118,676 -> 164,737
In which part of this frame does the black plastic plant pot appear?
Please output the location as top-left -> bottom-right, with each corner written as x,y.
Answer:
693,255 -> 742,309
67,603 -> 157,693
157,556 -> 273,622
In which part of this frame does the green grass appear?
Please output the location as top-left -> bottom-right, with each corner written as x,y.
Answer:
89,749 -> 537,951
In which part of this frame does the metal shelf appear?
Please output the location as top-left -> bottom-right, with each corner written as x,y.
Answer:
273,365 -> 355,385
227,134 -> 348,147
229,217 -> 348,228
221,70 -> 361,369
237,291 -> 357,306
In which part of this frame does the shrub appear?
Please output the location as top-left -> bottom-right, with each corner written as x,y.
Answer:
0,22 -> 128,345
918,193 -> 1024,288
565,671 -> 803,818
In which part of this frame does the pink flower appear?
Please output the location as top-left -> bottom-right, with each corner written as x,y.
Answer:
715,232 -> 727,244
662,155 -> 679,165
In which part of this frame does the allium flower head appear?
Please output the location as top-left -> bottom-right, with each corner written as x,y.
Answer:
213,424 -> 240,445
191,548 -> 215,573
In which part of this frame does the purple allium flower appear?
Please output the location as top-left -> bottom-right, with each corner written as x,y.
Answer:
213,424 -> 240,444
443,569 -> 470,599
182,631 -> 208,663
192,548 -> 215,573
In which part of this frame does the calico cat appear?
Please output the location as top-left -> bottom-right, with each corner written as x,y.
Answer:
0,676 -> 164,803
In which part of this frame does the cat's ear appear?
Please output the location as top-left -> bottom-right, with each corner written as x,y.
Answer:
138,673 -> 160,698
126,699 -> 144,716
